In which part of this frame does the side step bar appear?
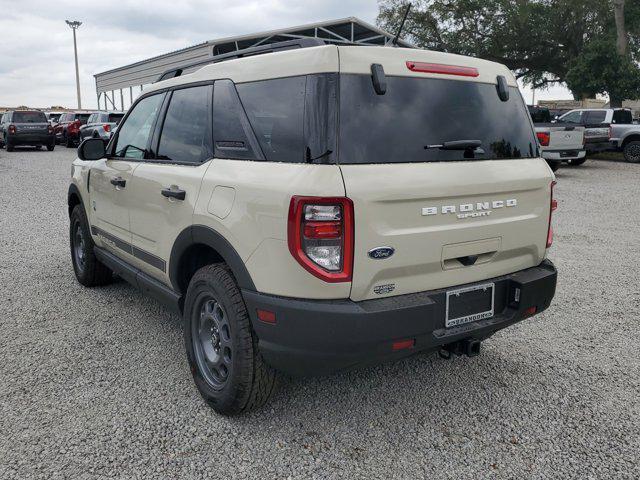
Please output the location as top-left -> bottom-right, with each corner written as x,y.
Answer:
94,247 -> 182,314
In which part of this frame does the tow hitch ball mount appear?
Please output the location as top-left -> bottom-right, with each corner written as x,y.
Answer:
439,339 -> 482,359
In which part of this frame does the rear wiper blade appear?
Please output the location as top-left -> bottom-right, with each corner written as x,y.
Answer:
424,140 -> 482,150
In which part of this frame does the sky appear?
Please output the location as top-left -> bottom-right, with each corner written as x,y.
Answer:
0,0 -> 573,109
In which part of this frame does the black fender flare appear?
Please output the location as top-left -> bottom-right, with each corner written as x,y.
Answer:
67,183 -> 84,215
169,225 -> 256,293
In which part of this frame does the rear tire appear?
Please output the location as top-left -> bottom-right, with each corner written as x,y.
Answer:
65,135 -> 75,148
69,204 -> 113,287
184,264 -> 277,415
566,157 -> 586,166
6,142 -> 14,152
35,145 -> 42,150
47,143 -> 55,151
623,141 -> 640,163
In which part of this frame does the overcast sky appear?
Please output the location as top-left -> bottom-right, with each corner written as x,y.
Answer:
0,0 -> 573,109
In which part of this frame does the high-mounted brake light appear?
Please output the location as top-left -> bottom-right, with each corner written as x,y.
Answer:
546,181 -> 557,248
406,61 -> 479,77
288,196 -> 354,282
536,131 -> 550,147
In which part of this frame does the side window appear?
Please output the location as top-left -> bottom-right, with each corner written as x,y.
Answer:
87,114 -> 96,124
584,111 -> 606,124
612,110 -> 632,124
157,85 -> 212,164
561,111 -> 582,123
212,79 -> 263,160
236,76 -> 306,163
114,94 -> 164,159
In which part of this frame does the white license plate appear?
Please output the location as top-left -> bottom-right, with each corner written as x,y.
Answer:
445,283 -> 495,328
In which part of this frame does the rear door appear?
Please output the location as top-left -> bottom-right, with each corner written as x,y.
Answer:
336,72 -> 553,301
89,93 -> 165,262
548,126 -> 584,150
12,111 -> 49,138
126,84 -> 213,283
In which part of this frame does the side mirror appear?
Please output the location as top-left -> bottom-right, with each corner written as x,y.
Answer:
78,138 -> 106,160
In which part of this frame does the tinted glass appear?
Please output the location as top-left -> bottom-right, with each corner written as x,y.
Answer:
561,111 -> 582,123
77,114 -> 90,124
13,111 -> 47,123
339,75 -> 536,163
157,86 -> 212,164
114,94 -> 163,159
528,106 -> 551,123
612,110 -> 632,124
108,113 -> 125,124
213,80 -> 263,160
236,76 -> 305,163
584,111 -> 606,124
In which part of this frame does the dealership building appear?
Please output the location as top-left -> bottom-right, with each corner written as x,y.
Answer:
93,17 -> 412,111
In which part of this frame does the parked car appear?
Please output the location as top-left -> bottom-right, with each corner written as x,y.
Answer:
0,110 -> 55,151
45,111 -> 64,125
529,107 -> 586,171
54,112 -> 91,147
79,111 -> 126,142
68,39 -> 557,415
556,108 -> 634,155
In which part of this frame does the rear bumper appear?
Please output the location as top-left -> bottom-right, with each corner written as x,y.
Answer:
542,149 -> 586,161
244,260 -> 557,376
7,133 -> 54,145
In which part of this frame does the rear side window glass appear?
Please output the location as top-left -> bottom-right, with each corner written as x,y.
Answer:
108,113 -> 125,124
114,93 -> 164,159
13,111 -> 47,123
561,111 -> 582,123
157,85 -> 212,164
584,111 -> 606,124
213,79 -> 264,160
612,110 -> 632,124
236,76 -> 306,163
77,114 -> 90,124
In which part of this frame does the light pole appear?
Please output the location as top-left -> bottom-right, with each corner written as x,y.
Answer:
66,20 -> 82,109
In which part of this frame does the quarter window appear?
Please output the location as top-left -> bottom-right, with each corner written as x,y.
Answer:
157,85 -> 212,164
114,93 -> 164,159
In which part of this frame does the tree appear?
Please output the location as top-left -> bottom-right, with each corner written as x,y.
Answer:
377,0 -> 640,102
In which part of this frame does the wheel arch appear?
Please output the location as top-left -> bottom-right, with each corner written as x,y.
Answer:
621,134 -> 640,148
169,225 -> 256,296
67,183 -> 83,217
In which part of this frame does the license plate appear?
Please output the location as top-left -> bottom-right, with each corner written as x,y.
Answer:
445,283 -> 495,328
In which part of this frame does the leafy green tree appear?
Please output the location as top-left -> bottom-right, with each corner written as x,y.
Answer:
377,0 -> 640,102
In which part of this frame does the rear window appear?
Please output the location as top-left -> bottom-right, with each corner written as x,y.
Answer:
338,75 -> 536,163
108,113 -> 125,124
13,111 -> 47,123
612,109 -> 632,124
76,114 -> 91,124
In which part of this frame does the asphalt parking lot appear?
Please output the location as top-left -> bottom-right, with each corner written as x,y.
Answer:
1,147 -> 639,479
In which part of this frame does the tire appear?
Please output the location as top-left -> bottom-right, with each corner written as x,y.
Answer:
65,134 -> 75,148
623,141 -> 640,163
47,143 -> 55,152
566,157 -> 586,166
546,160 -> 560,172
6,142 -> 14,152
35,145 -> 42,150
69,204 -> 113,287
184,264 -> 277,415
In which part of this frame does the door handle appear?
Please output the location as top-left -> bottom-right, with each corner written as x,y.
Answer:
161,187 -> 186,201
110,176 -> 126,188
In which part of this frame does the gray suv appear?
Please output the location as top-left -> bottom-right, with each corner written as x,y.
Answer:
0,110 -> 55,151
79,112 -> 125,142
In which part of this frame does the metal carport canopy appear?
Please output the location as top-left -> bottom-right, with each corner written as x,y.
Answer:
93,17 -> 412,110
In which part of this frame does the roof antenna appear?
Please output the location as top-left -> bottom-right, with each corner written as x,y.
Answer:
392,3 -> 412,47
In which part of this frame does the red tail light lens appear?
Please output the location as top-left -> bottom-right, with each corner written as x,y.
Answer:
103,124 -> 111,133
47,125 -> 53,134
406,61 -> 479,77
536,131 -> 550,147
288,196 -> 354,282
8,124 -> 16,135
546,181 -> 557,248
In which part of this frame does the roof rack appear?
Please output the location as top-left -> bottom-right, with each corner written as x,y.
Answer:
156,38 -> 327,82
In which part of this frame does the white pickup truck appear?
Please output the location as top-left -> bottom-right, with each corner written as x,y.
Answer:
533,123 -> 586,171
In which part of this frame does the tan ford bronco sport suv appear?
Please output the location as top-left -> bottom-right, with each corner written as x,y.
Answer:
68,39 -> 558,415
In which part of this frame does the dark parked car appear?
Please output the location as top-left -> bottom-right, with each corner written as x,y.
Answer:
0,110 -> 55,151
54,112 -> 91,147
78,111 -> 125,142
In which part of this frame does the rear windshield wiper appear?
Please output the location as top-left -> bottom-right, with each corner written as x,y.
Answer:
424,140 -> 482,150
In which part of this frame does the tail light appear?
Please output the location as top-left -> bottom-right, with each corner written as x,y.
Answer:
536,131 -> 550,147
103,124 -> 111,133
546,181 -> 557,248
8,124 -> 16,135
406,61 -> 479,77
68,120 -> 81,134
288,196 -> 354,282
47,125 -> 53,134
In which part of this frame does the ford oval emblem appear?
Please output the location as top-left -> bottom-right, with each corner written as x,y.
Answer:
368,246 -> 395,259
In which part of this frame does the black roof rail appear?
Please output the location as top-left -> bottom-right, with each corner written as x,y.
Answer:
156,38 -> 327,83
